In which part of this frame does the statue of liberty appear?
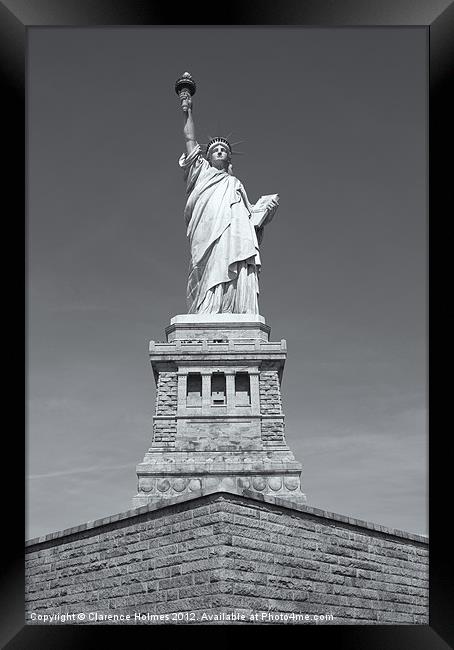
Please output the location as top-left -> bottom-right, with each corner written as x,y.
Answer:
176,73 -> 279,315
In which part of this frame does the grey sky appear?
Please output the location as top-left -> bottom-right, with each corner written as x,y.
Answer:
27,27 -> 427,539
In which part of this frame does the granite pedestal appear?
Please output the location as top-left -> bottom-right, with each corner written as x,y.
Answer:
132,314 -> 306,508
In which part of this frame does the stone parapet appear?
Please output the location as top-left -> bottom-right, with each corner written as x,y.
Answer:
149,340 -> 287,379
25,490 -> 429,625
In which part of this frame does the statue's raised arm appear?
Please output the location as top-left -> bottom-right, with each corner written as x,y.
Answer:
183,107 -> 196,155
175,72 -> 197,155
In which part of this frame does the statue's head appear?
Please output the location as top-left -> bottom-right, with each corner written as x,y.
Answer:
206,138 -> 233,174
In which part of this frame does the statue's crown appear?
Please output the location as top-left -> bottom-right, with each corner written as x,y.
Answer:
205,137 -> 232,157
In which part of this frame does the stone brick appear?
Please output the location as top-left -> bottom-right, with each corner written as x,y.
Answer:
259,372 -> 282,411
25,493 -> 428,625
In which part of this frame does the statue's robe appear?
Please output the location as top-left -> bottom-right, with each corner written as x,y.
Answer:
179,143 -> 260,314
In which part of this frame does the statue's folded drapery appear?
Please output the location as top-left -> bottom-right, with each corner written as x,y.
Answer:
179,144 -> 261,314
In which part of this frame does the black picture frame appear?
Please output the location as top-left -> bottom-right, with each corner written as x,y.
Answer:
3,1 -> 452,646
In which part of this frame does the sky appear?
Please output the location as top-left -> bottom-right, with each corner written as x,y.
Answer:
27,27 -> 427,539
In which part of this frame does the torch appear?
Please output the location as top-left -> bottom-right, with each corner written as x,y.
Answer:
175,71 -> 196,112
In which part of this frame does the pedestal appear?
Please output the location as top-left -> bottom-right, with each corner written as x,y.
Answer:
132,314 -> 306,507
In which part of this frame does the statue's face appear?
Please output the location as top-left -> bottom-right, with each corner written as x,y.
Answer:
209,144 -> 230,170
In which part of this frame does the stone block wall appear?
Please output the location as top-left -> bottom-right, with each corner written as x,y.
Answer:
259,371 -> 282,416
155,372 -> 178,416
259,371 -> 286,446
261,419 -> 285,445
25,491 -> 428,625
150,421 -> 177,446
152,372 -> 177,446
